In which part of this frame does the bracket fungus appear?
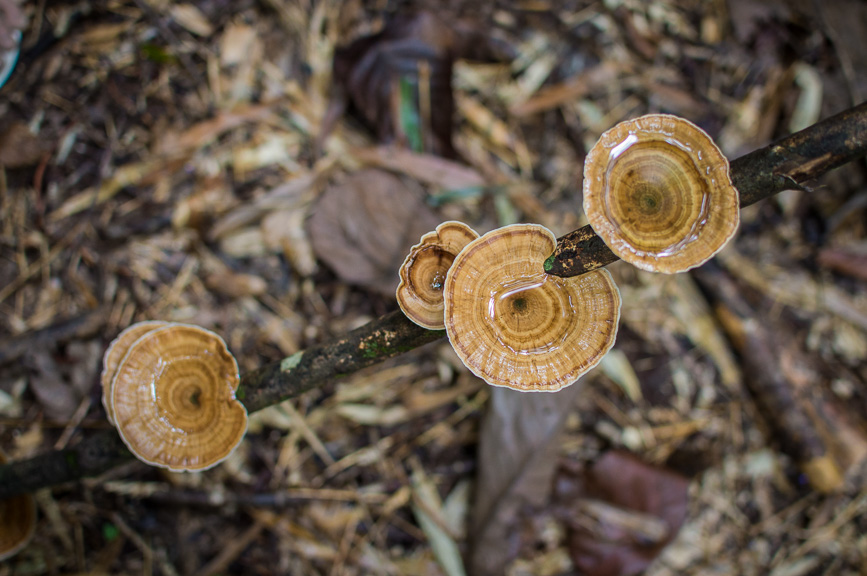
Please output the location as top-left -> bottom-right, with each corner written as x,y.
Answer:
397,221 -> 479,329
101,320 -> 169,425
0,451 -> 36,561
583,114 -> 739,273
109,323 -> 248,471
443,224 -> 621,392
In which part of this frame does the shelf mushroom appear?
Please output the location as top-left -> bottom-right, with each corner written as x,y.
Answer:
443,223 -> 621,392
397,221 -> 479,330
0,451 -> 36,561
583,114 -> 739,273
108,323 -> 248,471
101,320 -> 169,425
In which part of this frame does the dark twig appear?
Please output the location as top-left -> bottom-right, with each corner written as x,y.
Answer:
0,311 -> 440,499
1,103 -> 865,498
545,101 -> 867,277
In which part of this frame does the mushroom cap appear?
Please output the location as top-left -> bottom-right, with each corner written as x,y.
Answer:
101,320 -> 170,425
397,221 -> 479,329
443,224 -> 621,392
111,324 -> 248,471
0,451 -> 36,561
583,114 -> 739,273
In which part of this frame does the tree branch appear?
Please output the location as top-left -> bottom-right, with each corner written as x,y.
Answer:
0,312 -> 441,499
544,101 -> 867,277
1,102 -> 865,498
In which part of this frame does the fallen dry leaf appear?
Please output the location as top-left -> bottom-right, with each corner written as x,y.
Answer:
26,340 -> 100,421
0,123 -> 52,168
306,169 -> 440,295
561,451 -> 689,576
468,385 -> 584,576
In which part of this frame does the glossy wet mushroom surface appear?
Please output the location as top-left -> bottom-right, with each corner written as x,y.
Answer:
397,221 -> 479,330
110,324 -> 248,471
101,320 -> 170,425
443,224 -> 621,392
583,114 -> 739,273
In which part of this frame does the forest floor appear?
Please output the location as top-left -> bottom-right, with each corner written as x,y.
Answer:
1,0 -> 866,574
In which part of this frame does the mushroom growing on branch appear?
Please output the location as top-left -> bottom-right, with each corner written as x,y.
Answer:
397,221 -> 479,330
443,224 -> 621,392
583,114 -> 739,273
108,323 -> 248,471
101,320 -> 169,425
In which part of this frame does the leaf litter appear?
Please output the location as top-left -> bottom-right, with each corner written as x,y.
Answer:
0,0 -> 865,574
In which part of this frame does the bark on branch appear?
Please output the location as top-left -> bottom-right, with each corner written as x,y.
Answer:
0,312 -> 440,499
0,102 -> 865,499
544,101 -> 867,277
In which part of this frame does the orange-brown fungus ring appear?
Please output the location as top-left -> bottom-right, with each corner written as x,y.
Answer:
443,224 -> 621,392
111,324 -> 248,471
583,114 -> 739,273
101,320 -> 169,425
397,221 -> 479,330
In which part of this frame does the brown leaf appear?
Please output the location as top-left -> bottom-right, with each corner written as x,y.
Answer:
27,342 -> 100,422
306,169 -> 440,295
817,247 -> 867,282
563,451 -> 690,576
468,385 -> 584,576
0,123 -> 52,168
326,11 -> 513,158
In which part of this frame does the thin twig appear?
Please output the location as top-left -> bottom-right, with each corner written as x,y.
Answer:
0,311 -> 440,499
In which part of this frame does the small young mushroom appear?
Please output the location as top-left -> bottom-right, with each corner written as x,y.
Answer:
397,221 -> 479,330
110,324 -> 248,471
0,451 -> 36,561
101,320 -> 170,425
443,223 -> 621,392
583,114 -> 739,273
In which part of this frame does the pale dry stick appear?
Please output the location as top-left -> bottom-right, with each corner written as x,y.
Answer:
94,481 -> 390,506
0,103 -> 866,498
191,520 -> 266,576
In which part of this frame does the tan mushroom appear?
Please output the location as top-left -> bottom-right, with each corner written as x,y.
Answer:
101,320 -> 170,425
583,114 -> 739,273
443,223 -> 621,392
110,324 -> 248,471
0,451 -> 36,562
397,221 -> 479,329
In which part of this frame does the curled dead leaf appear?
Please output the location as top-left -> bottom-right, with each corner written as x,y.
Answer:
324,11 -> 514,158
